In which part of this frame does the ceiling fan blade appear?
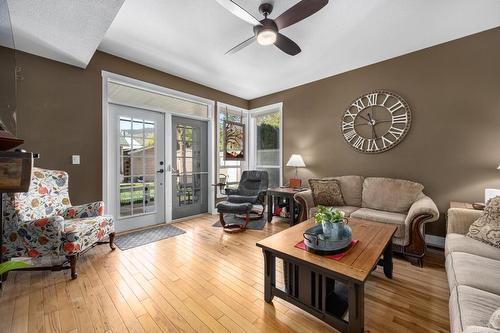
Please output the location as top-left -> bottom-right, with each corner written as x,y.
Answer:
215,0 -> 261,26
226,35 -> 257,54
274,0 -> 328,30
274,33 -> 301,56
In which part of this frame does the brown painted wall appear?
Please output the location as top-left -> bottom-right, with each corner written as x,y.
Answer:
15,50 -> 247,205
249,27 -> 500,236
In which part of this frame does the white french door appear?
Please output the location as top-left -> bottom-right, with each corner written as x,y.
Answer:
109,104 -> 166,232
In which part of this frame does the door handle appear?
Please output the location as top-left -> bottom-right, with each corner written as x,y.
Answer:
157,169 -> 164,174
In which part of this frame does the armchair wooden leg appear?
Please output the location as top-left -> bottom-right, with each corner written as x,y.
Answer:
66,255 -> 78,279
109,232 -> 116,251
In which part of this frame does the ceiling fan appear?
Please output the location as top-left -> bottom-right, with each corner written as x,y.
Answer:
216,0 -> 329,56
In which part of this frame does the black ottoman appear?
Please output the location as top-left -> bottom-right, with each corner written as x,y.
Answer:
216,201 -> 253,233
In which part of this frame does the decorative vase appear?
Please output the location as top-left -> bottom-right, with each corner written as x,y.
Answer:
321,220 -> 333,238
331,221 -> 345,241
322,219 -> 346,240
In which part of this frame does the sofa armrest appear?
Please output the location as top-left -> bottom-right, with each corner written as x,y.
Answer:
402,195 -> 439,260
61,201 -> 104,219
405,195 -> 440,227
447,208 -> 482,235
294,190 -> 314,222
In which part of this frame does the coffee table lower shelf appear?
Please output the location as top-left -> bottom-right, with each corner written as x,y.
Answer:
261,240 -> 392,333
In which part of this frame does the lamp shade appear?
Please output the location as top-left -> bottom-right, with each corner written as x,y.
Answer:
497,165 -> 500,170
286,154 -> 306,167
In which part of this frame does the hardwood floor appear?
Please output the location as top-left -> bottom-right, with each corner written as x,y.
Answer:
0,215 -> 450,333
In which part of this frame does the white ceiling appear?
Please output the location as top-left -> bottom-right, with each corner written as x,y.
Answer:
6,0 -> 124,68
99,0 -> 500,99
3,0 -> 500,99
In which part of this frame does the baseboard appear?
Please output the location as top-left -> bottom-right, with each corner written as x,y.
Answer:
425,234 -> 445,249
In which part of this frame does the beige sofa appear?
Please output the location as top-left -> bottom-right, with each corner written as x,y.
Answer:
446,208 -> 500,333
294,176 -> 439,266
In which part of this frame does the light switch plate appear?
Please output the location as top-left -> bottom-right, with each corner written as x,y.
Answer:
72,155 -> 80,165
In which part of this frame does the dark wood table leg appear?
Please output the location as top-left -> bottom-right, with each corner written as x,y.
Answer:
383,238 -> 393,279
289,197 -> 296,226
348,281 -> 364,333
267,193 -> 273,223
263,250 -> 275,303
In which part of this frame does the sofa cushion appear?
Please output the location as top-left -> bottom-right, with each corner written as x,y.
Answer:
463,326 -> 500,333
446,252 -> 500,295
489,308 -> 500,330
324,176 -> 364,207
450,285 -> 500,333
309,206 -> 359,218
445,233 -> 500,261
350,208 -> 406,239
308,179 -> 345,207
362,177 -> 424,214
467,196 -> 500,249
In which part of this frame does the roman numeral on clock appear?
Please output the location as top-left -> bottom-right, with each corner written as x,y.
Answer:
388,126 -> 405,139
342,121 -> 354,131
387,101 -> 405,114
351,98 -> 365,112
344,110 -> 357,120
392,113 -> 408,124
381,136 -> 394,148
343,130 -> 357,142
367,139 -> 379,152
366,93 -> 378,106
353,136 -> 365,150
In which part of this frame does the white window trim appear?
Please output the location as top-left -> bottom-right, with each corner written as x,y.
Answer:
249,102 -> 283,187
215,101 -> 283,200
215,102 -> 249,198
102,71 -> 215,221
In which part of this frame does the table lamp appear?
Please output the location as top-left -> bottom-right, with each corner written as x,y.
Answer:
286,154 -> 306,188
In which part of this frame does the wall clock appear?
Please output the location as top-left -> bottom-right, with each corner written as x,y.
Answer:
341,91 -> 411,153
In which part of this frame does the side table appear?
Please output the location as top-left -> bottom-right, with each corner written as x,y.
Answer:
266,187 -> 306,226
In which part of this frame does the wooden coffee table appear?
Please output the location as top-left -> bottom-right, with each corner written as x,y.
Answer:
256,218 -> 397,333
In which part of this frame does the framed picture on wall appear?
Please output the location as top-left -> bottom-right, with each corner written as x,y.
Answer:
223,120 -> 245,161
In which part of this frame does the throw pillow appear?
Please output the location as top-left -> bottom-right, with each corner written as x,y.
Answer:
308,179 -> 345,207
467,196 -> 500,248
488,308 -> 500,329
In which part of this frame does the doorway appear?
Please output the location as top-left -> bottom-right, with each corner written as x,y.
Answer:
108,104 -> 166,232
103,72 -> 215,232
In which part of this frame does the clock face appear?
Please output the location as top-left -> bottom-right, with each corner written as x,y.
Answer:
341,91 -> 411,153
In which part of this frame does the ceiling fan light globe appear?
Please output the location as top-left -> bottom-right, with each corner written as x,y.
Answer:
257,30 -> 277,46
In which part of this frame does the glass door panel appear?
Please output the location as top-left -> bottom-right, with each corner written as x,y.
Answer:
110,104 -> 165,232
172,116 -> 208,219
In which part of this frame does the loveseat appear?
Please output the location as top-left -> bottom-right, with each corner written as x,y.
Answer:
294,176 -> 439,266
446,207 -> 500,333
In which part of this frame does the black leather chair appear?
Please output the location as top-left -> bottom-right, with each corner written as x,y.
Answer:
225,170 -> 269,217
215,170 -> 269,232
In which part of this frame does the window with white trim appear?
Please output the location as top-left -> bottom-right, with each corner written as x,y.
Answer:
217,103 -> 248,196
250,106 -> 282,188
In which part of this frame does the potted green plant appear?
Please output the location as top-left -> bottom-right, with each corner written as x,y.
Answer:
314,205 -> 346,240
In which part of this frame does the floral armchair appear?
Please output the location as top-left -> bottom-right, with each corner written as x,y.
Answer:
1,167 -> 115,279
